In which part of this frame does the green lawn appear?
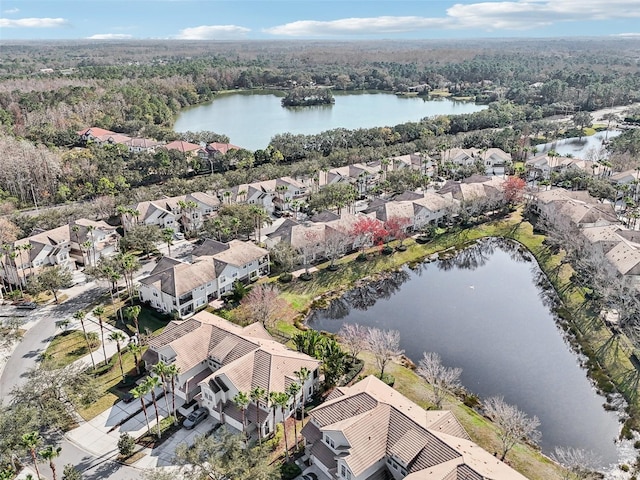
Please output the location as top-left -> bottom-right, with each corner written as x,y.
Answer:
44,330 -> 101,369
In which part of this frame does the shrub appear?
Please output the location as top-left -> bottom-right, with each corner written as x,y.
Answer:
620,464 -> 630,472
118,432 -> 135,457
264,423 -> 283,451
278,272 -> 293,283
381,246 -> 393,255
396,244 -> 407,252
299,272 -> 313,281
379,373 -> 395,386
356,253 -> 368,262
463,393 -> 480,409
280,462 -> 302,480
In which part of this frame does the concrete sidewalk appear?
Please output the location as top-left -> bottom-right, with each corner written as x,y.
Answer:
67,313 -> 130,368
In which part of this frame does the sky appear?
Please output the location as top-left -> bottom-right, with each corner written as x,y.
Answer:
1,0 -> 640,41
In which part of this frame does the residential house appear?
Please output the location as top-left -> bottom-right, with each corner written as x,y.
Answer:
387,153 -> 435,176
480,148 -> 512,175
142,311 -> 321,438
68,219 -> 120,266
221,177 -> 307,212
191,239 -> 270,296
2,226 -> 73,287
77,127 -> 116,142
123,137 -> 163,153
129,192 -> 219,233
1,219 -> 121,286
139,239 -> 269,318
206,142 -> 243,170
320,164 -> 380,197
94,133 -> 132,147
610,169 -> 640,186
301,375 -> 527,480
163,140 -> 209,161
438,175 -> 505,206
364,193 -> 458,230
525,154 -> 597,180
533,188 -> 619,227
441,148 -> 477,168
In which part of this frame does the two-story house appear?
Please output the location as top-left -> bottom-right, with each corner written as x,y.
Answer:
163,140 -> 209,161
301,375 -> 527,480
129,192 -> 220,233
138,239 -> 269,318
142,311 -> 321,438
68,218 -> 120,266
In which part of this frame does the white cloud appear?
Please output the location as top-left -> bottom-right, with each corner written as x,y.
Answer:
613,32 -> 640,37
0,17 -> 68,28
265,0 -> 640,36
3,8 -> 19,14
175,25 -> 250,40
86,33 -> 133,40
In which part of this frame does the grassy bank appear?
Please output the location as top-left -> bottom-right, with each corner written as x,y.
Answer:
271,208 -> 640,477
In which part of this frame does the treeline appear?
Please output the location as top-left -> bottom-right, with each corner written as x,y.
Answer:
1,39 -> 639,143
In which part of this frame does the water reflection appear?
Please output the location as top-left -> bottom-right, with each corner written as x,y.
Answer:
308,238 -> 623,468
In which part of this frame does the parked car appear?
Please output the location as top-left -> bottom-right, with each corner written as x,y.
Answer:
174,232 -> 185,240
301,474 -> 318,480
183,408 -> 208,429
122,392 -> 134,403
16,302 -> 37,310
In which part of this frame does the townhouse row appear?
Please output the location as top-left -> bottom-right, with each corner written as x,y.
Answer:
141,310 -> 526,480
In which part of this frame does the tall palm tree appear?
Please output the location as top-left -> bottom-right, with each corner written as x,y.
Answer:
131,384 -> 151,433
268,391 -> 280,438
86,225 -> 97,266
21,432 -> 42,480
80,241 -> 92,267
119,253 -> 139,305
93,306 -> 108,366
233,391 -> 250,444
250,386 -> 266,446
272,392 -> 291,461
161,228 -> 175,256
128,342 -> 142,375
144,376 -> 162,439
23,243 -> 33,279
287,382 -> 302,450
39,445 -> 61,480
294,367 -> 311,425
165,363 -> 181,425
152,361 -> 172,422
108,331 -> 126,381
73,310 -> 96,370
124,305 -> 141,337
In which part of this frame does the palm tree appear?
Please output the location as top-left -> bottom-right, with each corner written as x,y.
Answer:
119,253 -> 139,305
21,432 -> 42,480
39,445 -> 61,480
22,243 -> 34,279
272,392 -> 291,460
152,361 -> 172,422
74,310 -> 96,370
144,376 -> 162,438
93,307 -> 109,366
287,382 -> 302,450
131,384 -> 151,433
80,241 -> 92,267
294,367 -> 311,425
250,386 -> 266,446
124,305 -> 141,337
108,331 -> 126,381
233,391 -> 250,444
86,225 -> 97,266
161,228 -> 174,256
166,363 -> 181,425
128,342 -> 142,375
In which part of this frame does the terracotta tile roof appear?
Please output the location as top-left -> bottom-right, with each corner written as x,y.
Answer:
139,259 -> 218,297
77,127 -> 115,137
164,140 -> 202,153
208,142 -> 242,154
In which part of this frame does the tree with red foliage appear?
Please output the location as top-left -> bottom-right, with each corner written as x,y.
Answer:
385,217 -> 411,248
351,216 -> 387,253
503,176 -> 527,206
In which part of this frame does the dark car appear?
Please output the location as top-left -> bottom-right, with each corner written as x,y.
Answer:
16,302 -> 37,310
183,408 -> 208,430
122,392 -> 135,403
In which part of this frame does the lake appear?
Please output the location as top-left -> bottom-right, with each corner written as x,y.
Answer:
173,91 -> 487,151
308,239 -> 627,471
536,130 -> 622,158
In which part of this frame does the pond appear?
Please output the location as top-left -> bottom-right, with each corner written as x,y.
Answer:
173,90 -> 487,151
536,130 -> 622,158
308,239 -> 626,471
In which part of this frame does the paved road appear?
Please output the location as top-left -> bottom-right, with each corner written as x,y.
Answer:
0,282 -> 143,480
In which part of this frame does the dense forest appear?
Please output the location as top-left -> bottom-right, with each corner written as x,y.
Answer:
0,38 -> 639,223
